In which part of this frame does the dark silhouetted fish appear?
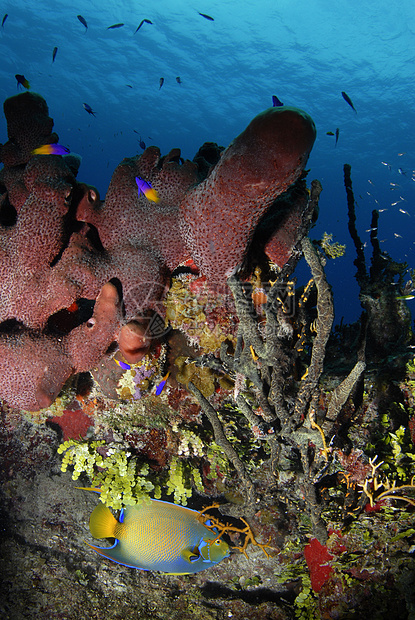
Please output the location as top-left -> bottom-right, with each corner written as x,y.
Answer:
272,94 -> 283,107
107,23 -> 124,29
198,12 -> 214,20
52,47 -> 58,63
2,13 -> 8,27
341,91 -> 357,113
15,74 -> 30,89
326,131 -> 334,136
176,76 -> 182,85
335,127 -> 340,146
139,136 -> 146,150
159,77 -> 164,89
134,18 -> 153,33
77,15 -> 88,30
83,102 -> 96,116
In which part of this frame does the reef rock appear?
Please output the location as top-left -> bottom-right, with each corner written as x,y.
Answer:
0,92 -> 316,410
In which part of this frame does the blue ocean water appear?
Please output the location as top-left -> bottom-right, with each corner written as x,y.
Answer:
0,0 -> 414,324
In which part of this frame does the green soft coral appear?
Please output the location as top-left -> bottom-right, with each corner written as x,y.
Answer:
58,437 -> 209,509
384,422 -> 415,481
58,439 -> 156,509
165,456 -> 204,505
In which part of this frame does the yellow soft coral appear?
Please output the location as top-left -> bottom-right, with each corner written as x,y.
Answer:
320,232 -> 346,259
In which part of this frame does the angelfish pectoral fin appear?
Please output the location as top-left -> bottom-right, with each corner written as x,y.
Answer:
181,547 -> 200,563
89,502 -> 118,539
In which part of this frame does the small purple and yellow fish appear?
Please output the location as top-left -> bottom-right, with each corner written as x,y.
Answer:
15,74 -> 30,89
135,177 -> 159,203
82,492 -> 230,574
114,358 -> 132,371
32,143 -> 70,156
155,371 -> 170,396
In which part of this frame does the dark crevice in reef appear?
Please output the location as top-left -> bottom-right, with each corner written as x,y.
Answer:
0,194 -> 17,227
158,151 -> 184,168
50,182 -> 106,269
49,221 -> 107,269
46,298 -> 95,335
84,222 -> 106,253
109,277 -> 123,304
0,318 -> 26,334
193,141 -> 225,180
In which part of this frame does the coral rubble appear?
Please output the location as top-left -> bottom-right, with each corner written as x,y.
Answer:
0,92 -> 316,410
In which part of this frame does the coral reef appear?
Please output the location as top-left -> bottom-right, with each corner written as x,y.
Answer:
2,208 -> 415,616
0,92 -> 315,411
3,94 -> 415,619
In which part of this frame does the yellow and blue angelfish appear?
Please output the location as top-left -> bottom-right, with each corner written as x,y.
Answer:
83,494 -> 230,574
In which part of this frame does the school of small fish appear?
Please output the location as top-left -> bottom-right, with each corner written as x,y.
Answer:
5,9 -> 204,119
361,153 -> 415,255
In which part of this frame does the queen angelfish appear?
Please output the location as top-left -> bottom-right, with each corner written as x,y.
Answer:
85,497 -> 230,574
